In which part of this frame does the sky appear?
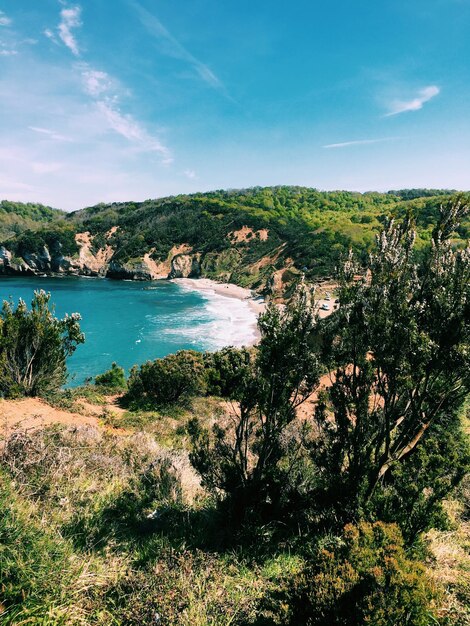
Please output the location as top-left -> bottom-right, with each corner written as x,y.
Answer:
1,0 -> 469,211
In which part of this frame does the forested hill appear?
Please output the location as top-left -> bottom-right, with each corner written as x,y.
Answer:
1,187 -> 468,297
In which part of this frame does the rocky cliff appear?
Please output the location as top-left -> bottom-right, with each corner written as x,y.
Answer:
0,226 -> 298,299
0,232 -> 203,281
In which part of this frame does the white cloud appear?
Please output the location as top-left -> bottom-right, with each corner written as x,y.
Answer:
0,48 -> 17,56
44,28 -> 57,42
29,126 -> 72,142
0,26 -> 175,209
0,11 -> 12,27
81,68 -> 114,96
58,6 -> 81,56
131,1 -> 231,97
385,85 -> 440,116
183,169 -> 197,179
32,161 -> 63,174
323,138 -> 396,149
96,101 -> 171,158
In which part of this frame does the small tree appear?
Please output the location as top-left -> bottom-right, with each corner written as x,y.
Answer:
0,290 -> 84,398
311,199 -> 470,531
125,350 -> 206,407
95,362 -> 127,390
189,284 -> 321,521
203,347 -> 253,398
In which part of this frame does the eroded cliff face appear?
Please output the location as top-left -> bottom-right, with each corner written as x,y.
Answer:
0,233 -> 202,282
0,225 -> 297,300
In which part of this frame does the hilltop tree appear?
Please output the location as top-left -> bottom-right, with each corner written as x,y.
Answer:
311,199 -> 470,533
0,290 -> 84,398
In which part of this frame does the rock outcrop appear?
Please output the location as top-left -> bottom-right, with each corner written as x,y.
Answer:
0,234 -> 204,283
169,253 -> 201,278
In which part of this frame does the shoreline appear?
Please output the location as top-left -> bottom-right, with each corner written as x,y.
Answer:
171,278 -> 267,345
0,274 -> 267,348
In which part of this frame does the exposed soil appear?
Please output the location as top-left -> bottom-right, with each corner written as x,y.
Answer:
0,395 -> 126,440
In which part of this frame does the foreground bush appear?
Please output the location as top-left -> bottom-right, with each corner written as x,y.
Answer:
203,346 -> 253,398
125,350 -> 207,407
310,200 -> 470,536
190,285 -> 320,522
0,290 -> 84,398
271,522 -> 443,626
95,361 -> 127,389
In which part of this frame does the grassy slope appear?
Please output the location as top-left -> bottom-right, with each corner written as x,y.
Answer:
0,392 -> 304,625
1,389 -> 468,625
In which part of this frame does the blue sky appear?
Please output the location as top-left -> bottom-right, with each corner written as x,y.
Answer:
1,0 -> 469,210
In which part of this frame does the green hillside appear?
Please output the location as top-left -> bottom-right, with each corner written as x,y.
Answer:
1,188 -> 468,290
0,200 -> 65,242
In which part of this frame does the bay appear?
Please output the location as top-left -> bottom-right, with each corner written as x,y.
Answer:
0,276 -> 257,386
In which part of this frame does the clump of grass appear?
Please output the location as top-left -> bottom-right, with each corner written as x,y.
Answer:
0,426 -> 305,625
44,385 -> 112,413
426,477 -> 470,625
0,472 -> 83,624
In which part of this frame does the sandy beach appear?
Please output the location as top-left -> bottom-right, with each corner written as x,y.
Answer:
171,278 -> 267,345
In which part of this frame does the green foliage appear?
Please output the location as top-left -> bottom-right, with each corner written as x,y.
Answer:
189,285 -> 321,521
388,188 -> 457,201
10,224 -> 79,257
126,350 -> 207,407
370,410 -> 470,543
310,199 -> 470,537
0,200 -> 63,221
279,522 -> 443,626
95,362 -> 127,390
203,346 -> 253,397
2,188 -> 469,286
0,200 -> 66,245
0,471 -> 79,624
0,290 -> 84,398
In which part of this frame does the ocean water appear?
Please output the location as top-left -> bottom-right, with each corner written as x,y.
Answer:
0,276 -> 258,386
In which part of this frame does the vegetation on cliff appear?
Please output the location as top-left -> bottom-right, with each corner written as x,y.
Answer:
1,188 -> 469,296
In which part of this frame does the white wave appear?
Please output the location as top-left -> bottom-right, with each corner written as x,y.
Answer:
162,286 -> 259,350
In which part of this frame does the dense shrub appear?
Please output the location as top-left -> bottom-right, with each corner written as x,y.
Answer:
95,362 -> 127,389
0,290 -> 84,398
125,350 -> 206,407
309,200 -> 470,535
269,522 -> 442,626
369,411 -> 470,543
189,285 -> 321,522
203,346 -> 253,398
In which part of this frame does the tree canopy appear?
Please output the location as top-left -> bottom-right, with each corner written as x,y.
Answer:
0,290 -> 84,397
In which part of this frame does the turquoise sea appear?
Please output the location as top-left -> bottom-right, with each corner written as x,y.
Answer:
0,277 -> 257,386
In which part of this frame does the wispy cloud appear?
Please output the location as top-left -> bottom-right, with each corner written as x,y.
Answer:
323,137 -> 396,149
130,1 -> 229,96
77,63 -> 172,159
32,161 -> 63,174
0,4 -> 174,208
385,85 -> 440,116
96,101 -> 172,160
29,126 -> 72,142
0,11 -> 12,27
184,169 -> 197,180
81,68 -> 115,97
58,5 -> 82,56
